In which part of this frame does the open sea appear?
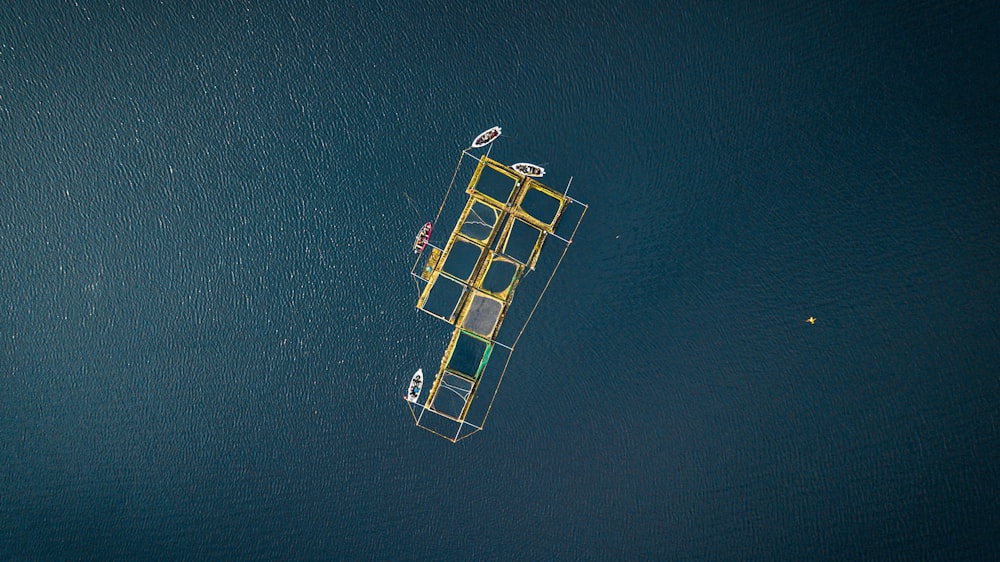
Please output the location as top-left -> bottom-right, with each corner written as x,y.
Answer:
1,1 -> 997,559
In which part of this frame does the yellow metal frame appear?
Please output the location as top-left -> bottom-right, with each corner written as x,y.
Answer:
408,152 -> 585,442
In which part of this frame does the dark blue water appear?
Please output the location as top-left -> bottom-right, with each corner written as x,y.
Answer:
2,1 -> 997,559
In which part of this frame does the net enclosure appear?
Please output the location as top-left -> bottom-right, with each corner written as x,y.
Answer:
407,151 -> 587,442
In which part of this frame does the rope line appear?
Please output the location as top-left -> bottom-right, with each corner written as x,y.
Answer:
402,191 -> 421,218
434,150 -> 467,226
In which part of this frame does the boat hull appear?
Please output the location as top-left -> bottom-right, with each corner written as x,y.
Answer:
413,222 -> 433,253
511,162 -> 545,177
471,126 -> 502,148
405,369 -> 423,403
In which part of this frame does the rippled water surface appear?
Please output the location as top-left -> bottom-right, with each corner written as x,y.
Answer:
1,1 -> 997,559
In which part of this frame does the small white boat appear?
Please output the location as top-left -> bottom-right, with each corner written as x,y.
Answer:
471,126 -> 502,148
405,369 -> 423,403
511,162 -> 545,177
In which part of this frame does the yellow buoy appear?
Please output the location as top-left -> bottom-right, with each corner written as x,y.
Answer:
807,317 -> 816,324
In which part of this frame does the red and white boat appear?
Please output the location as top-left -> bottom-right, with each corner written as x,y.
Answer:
471,126 -> 502,148
511,162 -> 545,177
413,221 -> 432,253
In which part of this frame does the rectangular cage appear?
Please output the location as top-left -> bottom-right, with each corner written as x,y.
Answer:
469,159 -> 520,206
458,291 -> 505,339
440,237 -> 485,283
500,219 -> 546,267
515,181 -> 567,231
443,330 -> 493,381
417,273 -> 467,323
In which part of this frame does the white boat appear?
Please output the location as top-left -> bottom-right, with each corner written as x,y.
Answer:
405,369 -> 423,403
511,162 -> 545,177
471,126 -> 502,148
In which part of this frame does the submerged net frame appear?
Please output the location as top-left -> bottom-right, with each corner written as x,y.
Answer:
406,151 -> 588,442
